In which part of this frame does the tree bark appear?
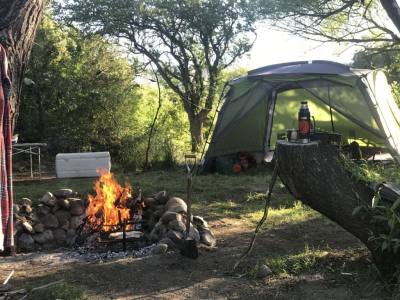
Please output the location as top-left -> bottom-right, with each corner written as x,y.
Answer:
188,113 -> 205,152
276,141 -> 400,279
380,0 -> 400,34
0,0 -> 47,127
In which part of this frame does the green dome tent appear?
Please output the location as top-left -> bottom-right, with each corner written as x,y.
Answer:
203,60 -> 400,172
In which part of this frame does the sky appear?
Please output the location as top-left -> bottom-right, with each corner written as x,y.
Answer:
239,25 -> 361,70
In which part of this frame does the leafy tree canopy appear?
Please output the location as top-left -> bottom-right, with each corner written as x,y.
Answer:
261,0 -> 400,53
60,0 -> 259,151
18,14 -> 139,154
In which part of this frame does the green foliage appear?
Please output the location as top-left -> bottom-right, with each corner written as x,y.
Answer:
366,198 -> 400,254
341,157 -> 385,183
18,14 -> 193,168
19,14 -> 139,154
61,0 -> 258,150
264,0 -> 394,41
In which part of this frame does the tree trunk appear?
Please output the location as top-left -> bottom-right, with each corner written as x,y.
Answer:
276,141 -> 400,279
0,0 -> 47,127
380,0 -> 400,34
188,114 -> 204,152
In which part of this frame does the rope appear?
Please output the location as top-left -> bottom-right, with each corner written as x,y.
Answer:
232,161 -> 279,271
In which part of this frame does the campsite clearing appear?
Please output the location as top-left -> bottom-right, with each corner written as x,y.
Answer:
2,169 -> 386,299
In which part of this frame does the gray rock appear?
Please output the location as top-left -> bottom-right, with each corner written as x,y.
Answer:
66,234 -> 77,247
160,211 -> 181,224
66,228 -> 76,237
51,205 -> 60,213
28,212 -> 40,224
53,189 -> 75,198
20,197 -> 32,206
61,220 -> 70,231
168,219 -> 186,232
153,205 -> 165,218
165,197 -> 187,213
149,221 -> 167,241
70,214 -> 85,230
200,228 -> 216,247
55,210 -> 71,224
193,215 -> 209,228
69,199 -> 85,216
143,208 -> 155,220
40,192 -> 56,207
151,243 -> 168,255
33,229 -> 54,244
57,198 -> 70,210
22,221 -> 34,234
257,264 -> 273,278
13,203 -> 20,214
65,229 -> 78,247
53,229 -> 67,244
167,230 -> 183,242
41,213 -> 59,229
18,233 -> 35,251
188,224 -> 200,242
34,223 -> 45,233
154,191 -> 168,205
37,204 -> 51,216
20,204 -> 33,215
144,197 -> 157,209
68,198 -> 84,206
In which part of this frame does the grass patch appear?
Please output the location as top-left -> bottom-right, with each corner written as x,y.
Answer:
13,169 -> 270,207
267,244 -> 327,276
26,282 -> 88,300
14,169 -> 320,228
248,245 -> 369,279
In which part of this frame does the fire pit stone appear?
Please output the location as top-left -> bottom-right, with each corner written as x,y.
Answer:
14,173 -> 217,257
165,197 -> 187,213
40,192 -> 57,207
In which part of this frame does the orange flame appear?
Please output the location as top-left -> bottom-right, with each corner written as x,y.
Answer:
86,171 -> 132,232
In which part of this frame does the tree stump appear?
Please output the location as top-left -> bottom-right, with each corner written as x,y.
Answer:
276,140 -> 399,279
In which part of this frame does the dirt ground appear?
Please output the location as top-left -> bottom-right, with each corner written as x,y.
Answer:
1,170 -> 388,299
1,215 -> 385,299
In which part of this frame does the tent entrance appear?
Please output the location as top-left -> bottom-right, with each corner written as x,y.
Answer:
269,83 -> 385,150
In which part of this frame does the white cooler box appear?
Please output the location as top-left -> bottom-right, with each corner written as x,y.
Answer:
56,152 -> 111,178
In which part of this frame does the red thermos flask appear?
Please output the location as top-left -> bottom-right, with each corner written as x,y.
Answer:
298,101 -> 311,143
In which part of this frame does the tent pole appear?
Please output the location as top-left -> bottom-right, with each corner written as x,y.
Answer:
328,84 -> 335,132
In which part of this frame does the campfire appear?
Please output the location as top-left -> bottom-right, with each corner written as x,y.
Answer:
14,171 -> 216,256
86,171 -> 134,232
82,171 -> 146,251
